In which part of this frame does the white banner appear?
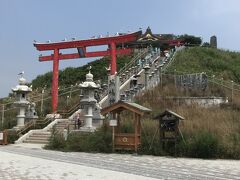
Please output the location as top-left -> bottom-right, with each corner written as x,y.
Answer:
0,133 -> 3,140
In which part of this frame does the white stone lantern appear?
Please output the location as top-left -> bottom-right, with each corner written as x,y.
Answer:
12,73 -> 32,129
79,68 -> 100,132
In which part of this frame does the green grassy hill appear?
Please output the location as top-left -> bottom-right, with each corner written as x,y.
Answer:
167,47 -> 240,82
134,47 -> 240,159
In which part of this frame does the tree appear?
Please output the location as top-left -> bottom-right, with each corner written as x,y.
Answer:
202,42 -> 210,47
178,34 -> 202,46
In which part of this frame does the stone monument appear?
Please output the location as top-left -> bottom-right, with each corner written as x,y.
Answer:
210,35 -> 217,48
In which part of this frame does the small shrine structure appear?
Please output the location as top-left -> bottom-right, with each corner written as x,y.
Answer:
154,109 -> 184,147
101,101 -> 151,152
12,73 -> 32,129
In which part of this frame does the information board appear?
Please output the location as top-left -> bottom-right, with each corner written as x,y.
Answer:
109,119 -> 117,126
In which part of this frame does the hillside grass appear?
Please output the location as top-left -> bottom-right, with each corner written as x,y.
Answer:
167,47 -> 240,82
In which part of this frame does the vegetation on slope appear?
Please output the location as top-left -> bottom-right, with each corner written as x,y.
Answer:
46,47 -> 240,159
135,83 -> 240,159
167,47 -> 240,82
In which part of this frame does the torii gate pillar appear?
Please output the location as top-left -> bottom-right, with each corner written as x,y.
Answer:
110,42 -> 117,75
52,49 -> 59,113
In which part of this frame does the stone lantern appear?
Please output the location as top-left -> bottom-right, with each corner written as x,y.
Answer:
12,73 -> 32,129
143,64 -> 151,89
25,102 -> 38,123
79,68 -> 101,132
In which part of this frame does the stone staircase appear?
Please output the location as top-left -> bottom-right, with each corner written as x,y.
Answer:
18,119 -> 70,144
99,48 -> 163,107
23,131 -> 51,144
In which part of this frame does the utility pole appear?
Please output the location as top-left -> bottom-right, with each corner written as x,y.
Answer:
231,80 -> 234,105
1,105 -> 4,127
70,85 -> 73,98
40,89 -> 44,114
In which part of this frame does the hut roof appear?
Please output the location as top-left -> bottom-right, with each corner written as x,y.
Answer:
154,109 -> 184,120
101,101 -> 151,116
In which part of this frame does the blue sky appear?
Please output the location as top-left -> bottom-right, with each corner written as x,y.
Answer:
0,0 -> 240,97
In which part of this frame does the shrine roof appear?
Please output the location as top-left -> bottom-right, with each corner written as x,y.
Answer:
34,31 -> 142,51
125,102 -> 152,112
154,109 -> 184,120
101,101 -> 151,116
136,27 -> 160,43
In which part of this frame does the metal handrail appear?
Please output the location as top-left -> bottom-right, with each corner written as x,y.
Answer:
16,120 -> 35,136
16,116 -> 54,136
58,102 -> 80,118
118,48 -> 149,77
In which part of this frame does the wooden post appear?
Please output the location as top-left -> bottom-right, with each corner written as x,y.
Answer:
112,112 -> 116,152
134,113 -> 138,152
112,126 -> 115,152
138,115 -> 141,143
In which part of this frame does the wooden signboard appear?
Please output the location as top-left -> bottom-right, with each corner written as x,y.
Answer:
101,101 -> 151,152
115,133 -> 140,150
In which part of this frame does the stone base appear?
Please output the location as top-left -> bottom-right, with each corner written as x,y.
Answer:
79,126 -> 96,132
12,125 -> 25,131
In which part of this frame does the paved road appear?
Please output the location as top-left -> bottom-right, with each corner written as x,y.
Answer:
0,144 -> 240,180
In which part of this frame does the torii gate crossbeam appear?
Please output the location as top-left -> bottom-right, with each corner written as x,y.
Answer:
34,31 -> 142,113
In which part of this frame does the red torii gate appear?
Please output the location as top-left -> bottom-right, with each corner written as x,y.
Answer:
34,31 -> 141,112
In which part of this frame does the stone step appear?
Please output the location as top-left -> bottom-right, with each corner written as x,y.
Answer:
31,132 -> 51,136
26,136 -> 50,141
20,119 -> 71,144
54,126 -> 66,129
23,139 -> 49,144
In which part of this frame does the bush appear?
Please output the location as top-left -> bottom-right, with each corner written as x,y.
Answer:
185,131 -> 220,159
45,128 -> 66,150
66,126 -> 112,153
221,133 -> 240,159
46,125 -> 112,152
6,130 -> 18,144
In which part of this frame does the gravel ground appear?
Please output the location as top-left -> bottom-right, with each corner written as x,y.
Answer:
0,151 -> 157,180
0,143 -> 240,180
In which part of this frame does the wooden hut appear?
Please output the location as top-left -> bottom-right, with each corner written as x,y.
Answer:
101,101 -> 151,152
154,109 -> 184,145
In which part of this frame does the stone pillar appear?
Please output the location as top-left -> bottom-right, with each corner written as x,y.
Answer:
210,35 -> 217,48
149,75 -> 152,88
17,107 -> 25,127
159,65 -> 163,88
115,75 -> 120,102
85,106 -> 93,128
108,74 -> 120,105
143,64 -> 150,89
